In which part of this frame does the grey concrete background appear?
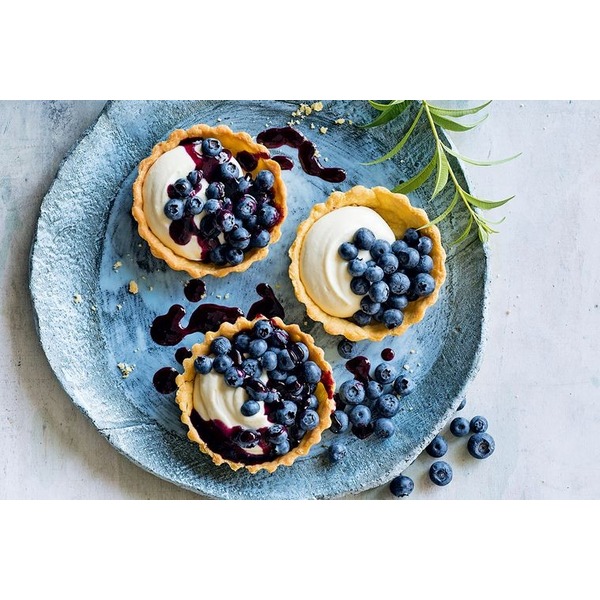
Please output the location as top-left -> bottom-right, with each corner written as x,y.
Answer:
1,100 -> 597,499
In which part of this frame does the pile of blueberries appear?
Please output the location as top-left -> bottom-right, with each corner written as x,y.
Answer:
194,318 -> 323,456
338,226 -> 436,329
163,137 -> 280,266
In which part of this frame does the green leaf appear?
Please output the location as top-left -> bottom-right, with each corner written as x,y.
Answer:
431,112 -> 488,132
421,189 -> 459,228
368,100 -> 406,112
427,100 -> 492,117
362,105 -> 424,165
462,190 -> 514,210
360,100 -> 413,128
392,152 -> 437,194
442,144 -> 522,166
452,214 -> 474,245
431,144 -> 450,199
477,225 -> 490,243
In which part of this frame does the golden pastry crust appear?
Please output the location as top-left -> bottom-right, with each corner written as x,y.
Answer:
175,317 -> 336,474
132,124 -> 287,278
288,186 -> 447,342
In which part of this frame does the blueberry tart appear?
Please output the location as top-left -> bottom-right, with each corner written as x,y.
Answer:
289,186 -> 446,341
175,316 -> 336,474
132,124 -> 287,278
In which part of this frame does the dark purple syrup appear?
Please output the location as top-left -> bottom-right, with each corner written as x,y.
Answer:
184,278 -> 207,303
346,355 -> 371,384
247,283 -> 285,320
381,348 -> 395,361
175,347 -> 192,364
271,155 -> 294,170
153,367 -> 179,394
256,127 -> 346,183
150,303 -> 243,346
235,150 -> 269,172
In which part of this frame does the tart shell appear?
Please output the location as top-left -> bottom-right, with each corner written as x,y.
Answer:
175,316 -> 336,475
288,186 -> 447,342
132,124 -> 287,278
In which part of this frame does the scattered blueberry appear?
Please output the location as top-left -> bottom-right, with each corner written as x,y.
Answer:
164,198 -> 185,220
375,394 -> 400,418
330,410 -> 349,434
329,443 -> 347,463
393,375 -> 414,396
210,336 -> 231,356
354,227 -> 376,250
374,363 -> 398,385
374,418 -> 395,439
426,435 -> 448,458
187,170 -> 201,187
337,338 -> 358,359
235,429 -> 260,448
339,380 -> 365,405
365,380 -> 383,400
338,242 -> 358,261
201,137 -> 223,157
450,417 -> 470,437
470,416 -> 489,434
194,355 -> 212,375
245,380 -> 269,402
306,394 -> 319,410
429,461 -> 453,486
234,333 -> 251,352
467,433 -> 495,459
390,475 -> 414,497
349,404 -> 371,426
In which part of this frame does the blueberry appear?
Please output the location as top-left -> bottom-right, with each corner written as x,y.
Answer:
299,409 -> 319,431
223,367 -> 244,388
348,258 -> 367,277
270,328 -> 290,348
450,417 -> 470,437
235,194 -> 257,219
251,319 -> 272,340
164,198 -> 185,220
245,379 -> 269,401
194,355 -> 212,374
374,418 -> 395,439
187,170 -> 201,187
173,177 -> 192,198
225,246 -> 244,266
350,276 -> 370,296
330,410 -> 349,434
426,435 -> 448,458
277,349 -> 295,371
467,432 -> 495,459
237,176 -> 253,195
352,310 -> 372,326
417,235 -> 433,255
250,229 -> 270,248
393,375 -> 414,396
234,333 -> 251,352
470,416 -> 488,433
290,342 -> 310,364
241,358 -> 261,379
414,255 -> 434,274
403,228 -> 420,246
238,399 -> 260,417
274,439 -> 291,456
364,265 -> 384,283
216,210 -> 236,233
429,461 -> 453,486
259,349 -> 279,373
267,424 -> 288,445
249,338 -> 268,358
377,252 -> 399,274
375,393 -> 400,418
204,198 -> 221,215
365,380 -> 383,400
235,429 -> 260,448
391,239 -> 408,255
213,355 -> 233,373
255,169 -> 275,191
258,204 -> 280,228
389,475 -> 414,497
185,196 -> 205,216
412,273 -> 436,297
220,161 -> 240,181
339,380 -> 365,405
208,244 -> 227,266
360,297 -> 381,316
353,228 -> 376,250
227,227 -> 251,250
201,137 -> 222,157
457,397 -> 467,411
338,242 -> 358,261
382,309 -> 404,329
328,443 -> 347,463
388,272 -> 411,295
369,281 -> 390,304
397,247 -> 420,269
374,363 -> 397,385
211,336 -> 231,355
264,390 -> 280,404
349,404 -> 372,426
302,361 -> 322,384
268,368 -> 287,382
274,401 -> 297,426
386,294 -> 408,310
370,239 -> 392,259
206,181 -> 225,200
337,339 -> 358,359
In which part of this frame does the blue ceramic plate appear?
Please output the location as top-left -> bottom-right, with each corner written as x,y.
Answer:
30,101 -> 488,499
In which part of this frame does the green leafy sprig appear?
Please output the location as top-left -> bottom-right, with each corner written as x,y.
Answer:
361,100 -> 520,243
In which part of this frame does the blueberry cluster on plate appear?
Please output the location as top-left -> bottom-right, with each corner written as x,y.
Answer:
164,137 -> 280,266
330,359 -> 413,442
339,226 -> 436,328
194,318 -> 323,456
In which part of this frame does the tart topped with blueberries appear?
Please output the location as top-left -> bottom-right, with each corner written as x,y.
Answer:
289,185 -> 446,341
175,316 -> 335,474
132,124 -> 287,278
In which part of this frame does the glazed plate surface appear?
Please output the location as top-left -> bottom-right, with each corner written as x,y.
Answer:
30,101 -> 488,499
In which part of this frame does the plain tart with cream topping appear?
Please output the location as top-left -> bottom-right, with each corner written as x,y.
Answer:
289,185 -> 447,342
175,316 -> 336,474
132,124 -> 287,278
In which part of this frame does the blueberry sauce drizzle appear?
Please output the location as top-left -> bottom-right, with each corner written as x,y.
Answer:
184,278 -> 207,303
271,155 -> 294,170
381,348 -> 395,361
256,127 -> 346,183
247,283 -> 285,320
175,347 -> 192,364
153,367 -> 179,394
345,356 -> 371,385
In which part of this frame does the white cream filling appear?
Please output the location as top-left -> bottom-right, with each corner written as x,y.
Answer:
142,145 -> 242,261
193,371 -> 271,456
299,206 -> 396,318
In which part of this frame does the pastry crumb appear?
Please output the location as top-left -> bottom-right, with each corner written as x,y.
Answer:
324,157 -> 329,162
128,280 -> 139,294
334,118 -> 346,125
224,293 -> 230,299
403,364 -> 410,370
319,126 -> 328,135
112,261 -> 123,271
116,304 -> 123,311
148,285 -> 153,292
310,123 -> 315,129
314,149 -> 321,158
73,293 -> 83,304
216,294 -> 222,299
409,349 -> 416,354
90,305 -> 97,312
311,101 -> 323,112
117,362 -> 135,378
217,117 -> 222,122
